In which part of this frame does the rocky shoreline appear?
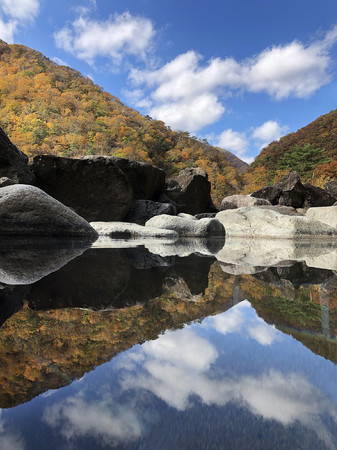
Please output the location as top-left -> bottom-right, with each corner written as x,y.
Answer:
1,126 -> 337,241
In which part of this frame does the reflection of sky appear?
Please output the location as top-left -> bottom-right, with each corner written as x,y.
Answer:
3,301 -> 337,449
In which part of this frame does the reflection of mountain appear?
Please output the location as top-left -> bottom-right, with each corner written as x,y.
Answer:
1,247 -> 337,410
0,257 -> 230,408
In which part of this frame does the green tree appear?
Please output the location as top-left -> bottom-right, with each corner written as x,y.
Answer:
278,144 -> 330,178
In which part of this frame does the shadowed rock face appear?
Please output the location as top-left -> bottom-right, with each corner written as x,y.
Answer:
32,155 -> 133,221
0,184 -> 98,237
159,167 -> 216,215
108,157 -> 166,200
0,127 -> 33,184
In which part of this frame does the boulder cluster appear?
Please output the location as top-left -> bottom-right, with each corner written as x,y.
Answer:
1,126 -> 337,241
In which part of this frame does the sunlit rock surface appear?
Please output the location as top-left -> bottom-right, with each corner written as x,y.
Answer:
145,214 -> 225,237
306,206 -> 337,228
216,206 -> 337,238
90,221 -> 179,239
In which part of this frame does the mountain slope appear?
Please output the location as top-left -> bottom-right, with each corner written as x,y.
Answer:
0,40 -> 246,205
242,109 -> 337,192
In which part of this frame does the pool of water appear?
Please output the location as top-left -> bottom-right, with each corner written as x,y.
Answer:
0,238 -> 337,449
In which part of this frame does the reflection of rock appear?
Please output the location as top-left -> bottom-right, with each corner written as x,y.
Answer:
220,263 -> 267,275
171,254 -> 214,296
216,206 -> 337,238
28,248 -> 167,310
146,237 -> 225,257
125,248 -> 173,269
0,239 -> 89,285
0,285 -> 28,327
216,237 -> 337,270
0,184 -> 98,236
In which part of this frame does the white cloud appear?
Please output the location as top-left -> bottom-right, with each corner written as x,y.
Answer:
150,94 -> 224,132
43,396 -> 142,445
128,26 -> 337,134
0,16 -> 15,42
0,0 -> 39,43
252,120 -> 288,142
0,0 -> 39,22
54,11 -> 156,65
216,129 -> 253,163
0,410 -> 25,450
52,57 -> 69,67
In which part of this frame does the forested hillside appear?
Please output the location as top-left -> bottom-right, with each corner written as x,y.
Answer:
0,40 -> 247,205
243,110 -> 337,192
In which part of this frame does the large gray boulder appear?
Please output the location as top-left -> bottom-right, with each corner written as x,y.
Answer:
220,194 -> 271,210
32,155 -> 133,221
0,184 -> 97,236
306,206 -> 337,228
159,167 -> 216,215
145,214 -> 225,237
125,199 -> 176,225
216,206 -> 337,239
0,127 -> 33,184
107,157 -> 166,200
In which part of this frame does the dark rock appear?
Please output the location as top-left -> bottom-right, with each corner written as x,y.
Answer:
0,177 -> 15,187
251,185 -> 282,205
107,157 -> 166,200
125,199 -> 177,225
252,171 -> 335,208
159,167 -> 216,215
275,171 -> 306,208
302,182 -> 336,208
32,155 -> 133,221
324,180 -> 337,197
0,127 -> 33,184
0,184 -> 98,237
195,213 -> 217,219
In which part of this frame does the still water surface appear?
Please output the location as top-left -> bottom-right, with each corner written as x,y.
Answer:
0,238 -> 337,449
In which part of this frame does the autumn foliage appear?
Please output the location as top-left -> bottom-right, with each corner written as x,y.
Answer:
243,109 -> 337,192
0,40 -> 244,205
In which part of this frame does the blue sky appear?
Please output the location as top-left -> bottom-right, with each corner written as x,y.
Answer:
1,0 -> 337,162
